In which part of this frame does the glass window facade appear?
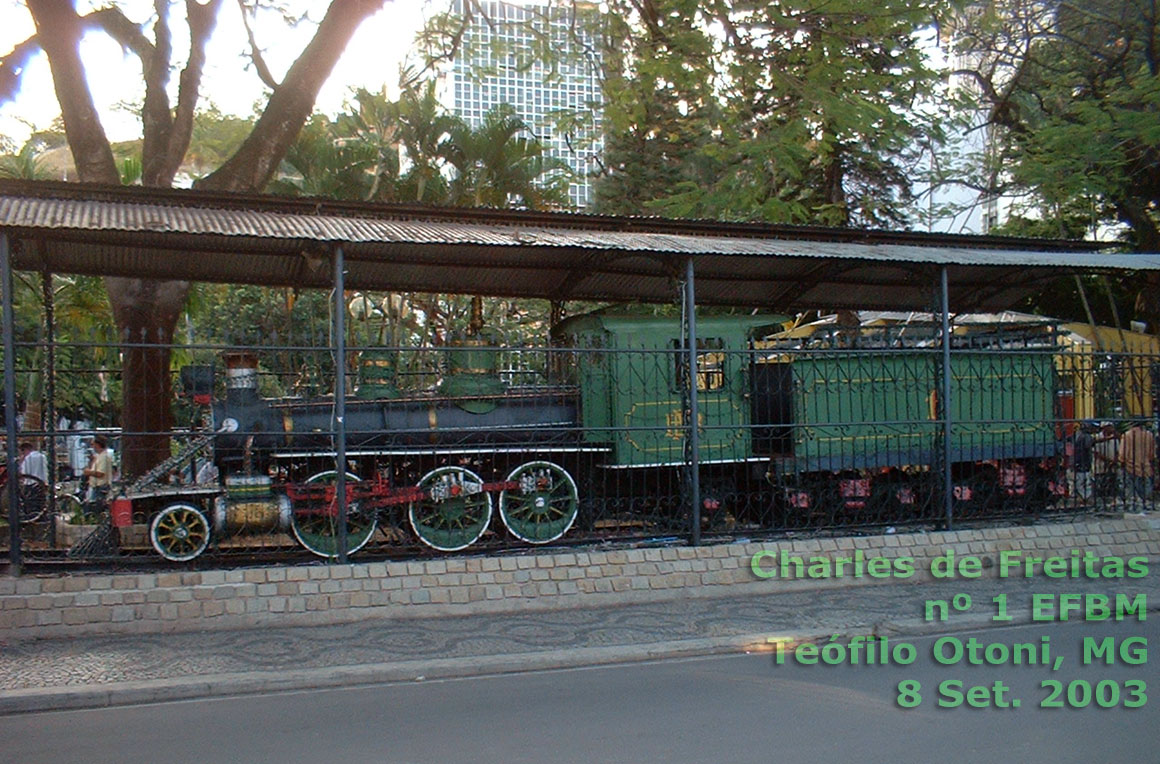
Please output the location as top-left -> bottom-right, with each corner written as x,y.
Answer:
447,0 -> 604,208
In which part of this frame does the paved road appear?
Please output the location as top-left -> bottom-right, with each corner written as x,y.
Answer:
4,574 -> 1155,701
1,619 -> 1155,764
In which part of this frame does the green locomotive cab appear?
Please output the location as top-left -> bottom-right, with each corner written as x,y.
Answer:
551,311 -> 789,468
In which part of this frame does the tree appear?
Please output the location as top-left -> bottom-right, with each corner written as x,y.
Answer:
1,0 -> 386,475
266,94 -> 571,348
950,0 -> 1160,330
590,0 -> 950,227
590,4 -> 719,215
268,107 -> 397,200
3,271 -> 122,445
393,80 -> 457,203
445,104 -> 571,209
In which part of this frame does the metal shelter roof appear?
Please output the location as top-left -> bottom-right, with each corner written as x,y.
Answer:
2,179 -> 1158,312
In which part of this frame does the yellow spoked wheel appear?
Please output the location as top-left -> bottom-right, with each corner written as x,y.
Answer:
150,503 -> 211,562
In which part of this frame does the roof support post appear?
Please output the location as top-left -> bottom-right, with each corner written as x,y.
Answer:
2,233 -> 21,573
43,269 -> 56,545
685,257 -> 702,546
333,245 -> 348,563
939,265 -> 954,531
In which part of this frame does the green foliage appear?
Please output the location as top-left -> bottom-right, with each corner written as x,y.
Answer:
952,0 -> 1160,249
445,104 -> 571,209
591,0 -> 950,227
268,109 -> 396,200
393,81 -> 457,203
267,84 -> 568,210
266,87 -> 411,202
947,0 -> 1160,329
189,285 -> 337,397
2,274 -> 121,425
186,106 -> 256,179
0,142 -> 53,180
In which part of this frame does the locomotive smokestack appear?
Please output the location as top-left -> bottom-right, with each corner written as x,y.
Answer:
223,352 -> 260,406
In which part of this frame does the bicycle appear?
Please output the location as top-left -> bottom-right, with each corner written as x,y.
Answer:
0,465 -> 85,525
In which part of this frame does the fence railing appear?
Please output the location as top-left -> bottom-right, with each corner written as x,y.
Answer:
2,325 -> 1157,567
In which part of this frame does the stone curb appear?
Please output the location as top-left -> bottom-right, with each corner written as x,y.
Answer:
9,595 -> 1147,716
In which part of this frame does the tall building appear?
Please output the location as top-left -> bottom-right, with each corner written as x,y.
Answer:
936,8 -> 1009,234
445,0 -> 603,208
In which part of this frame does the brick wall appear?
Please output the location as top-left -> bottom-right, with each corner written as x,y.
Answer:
2,515 -> 1157,639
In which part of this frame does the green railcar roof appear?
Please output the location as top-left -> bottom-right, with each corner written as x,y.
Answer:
553,310 -> 790,341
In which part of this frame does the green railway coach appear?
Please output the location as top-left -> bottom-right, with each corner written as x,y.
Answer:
763,349 -> 1058,472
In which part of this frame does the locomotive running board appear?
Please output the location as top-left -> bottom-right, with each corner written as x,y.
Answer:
600,456 -> 771,469
270,446 -> 613,459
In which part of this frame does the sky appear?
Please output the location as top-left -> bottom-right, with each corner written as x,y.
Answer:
0,0 -> 428,148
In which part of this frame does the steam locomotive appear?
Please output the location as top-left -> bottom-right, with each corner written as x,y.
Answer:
127,309 -> 1110,563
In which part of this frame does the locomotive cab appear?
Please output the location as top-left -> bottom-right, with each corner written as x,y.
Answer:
551,311 -> 789,469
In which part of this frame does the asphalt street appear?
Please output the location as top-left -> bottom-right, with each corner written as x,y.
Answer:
1,619 -> 1155,764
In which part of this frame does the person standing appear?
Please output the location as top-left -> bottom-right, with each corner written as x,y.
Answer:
17,441 -> 48,519
1069,421 -> 1095,504
1120,420 -> 1156,507
82,434 -> 113,510
1093,421 -> 1121,500
18,441 -> 48,484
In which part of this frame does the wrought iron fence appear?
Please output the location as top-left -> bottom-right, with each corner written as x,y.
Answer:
2,293 -> 1158,568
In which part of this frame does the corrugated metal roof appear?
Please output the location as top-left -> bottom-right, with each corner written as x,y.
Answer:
2,181 -> 1158,312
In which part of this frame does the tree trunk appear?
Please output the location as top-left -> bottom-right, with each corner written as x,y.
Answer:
104,276 -> 190,477
1115,199 -> 1160,334
25,0 -> 385,477
27,1 -> 119,183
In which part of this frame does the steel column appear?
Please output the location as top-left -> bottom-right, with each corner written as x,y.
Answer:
333,246 -> 348,563
43,271 -> 56,535
685,257 -> 702,546
3,233 -> 21,572
940,266 -> 954,531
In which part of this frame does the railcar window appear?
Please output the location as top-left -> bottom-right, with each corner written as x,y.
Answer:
671,338 -> 726,392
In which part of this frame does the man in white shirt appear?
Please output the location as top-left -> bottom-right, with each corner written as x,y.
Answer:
17,441 -> 48,521
18,441 -> 48,483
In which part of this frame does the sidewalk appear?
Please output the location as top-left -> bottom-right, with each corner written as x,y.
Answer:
2,573 -> 1155,715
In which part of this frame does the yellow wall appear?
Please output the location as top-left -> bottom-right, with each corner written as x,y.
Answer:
1058,324 -> 1159,421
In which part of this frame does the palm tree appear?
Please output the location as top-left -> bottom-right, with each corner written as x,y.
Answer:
269,95 -> 401,203
334,88 -> 403,202
445,105 -> 571,210
0,142 -> 52,180
393,81 -> 458,203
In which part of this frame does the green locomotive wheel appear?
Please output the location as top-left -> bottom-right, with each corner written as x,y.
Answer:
150,503 -> 211,562
408,466 -> 492,552
290,470 -> 377,559
499,461 -> 579,544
